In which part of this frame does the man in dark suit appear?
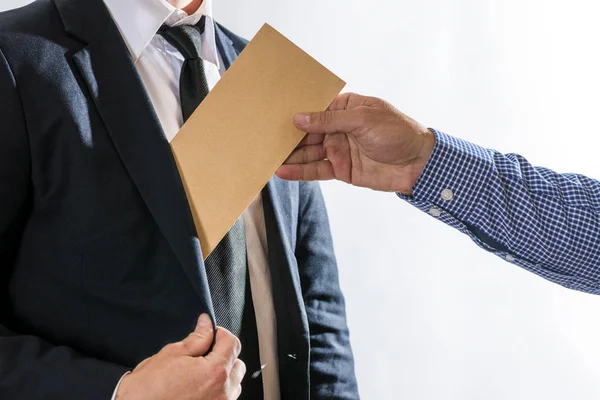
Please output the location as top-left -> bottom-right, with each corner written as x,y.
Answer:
0,0 -> 358,398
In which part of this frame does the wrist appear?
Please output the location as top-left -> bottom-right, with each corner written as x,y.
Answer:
397,129 -> 436,195
416,129 -> 436,166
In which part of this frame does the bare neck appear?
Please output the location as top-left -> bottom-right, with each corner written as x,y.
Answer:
166,0 -> 204,15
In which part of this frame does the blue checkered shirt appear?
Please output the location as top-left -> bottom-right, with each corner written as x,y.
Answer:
400,129 -> 600,294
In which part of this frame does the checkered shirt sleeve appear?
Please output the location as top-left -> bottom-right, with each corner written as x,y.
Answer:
399,129 -> 600,294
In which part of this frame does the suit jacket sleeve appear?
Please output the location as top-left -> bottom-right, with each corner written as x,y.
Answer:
296,182 -> 359,399
0,46 -> 128,400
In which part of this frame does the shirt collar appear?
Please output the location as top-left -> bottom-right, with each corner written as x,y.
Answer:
103,0 -> 219,67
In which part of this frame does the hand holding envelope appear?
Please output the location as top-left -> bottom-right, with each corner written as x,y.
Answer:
170,24 -> 345,258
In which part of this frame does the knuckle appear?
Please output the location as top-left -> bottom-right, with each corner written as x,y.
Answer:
355,107 -> 371,125
213,361 -> 230,384
301,164 -> 309,181
322,141 -> 334,156
344,92 -> 358,104
219,328 -> 241,355
187,332 -> 205,344
302,147 -> 310,163
230,335 -> 242,357
365,95 -> 382,106
181,339 -> 194,353
238,359 -> 247,376
318,111 -> 330,125
162,342 -> 183,354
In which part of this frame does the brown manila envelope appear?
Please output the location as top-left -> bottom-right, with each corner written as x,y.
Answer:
170,23 -> 346,258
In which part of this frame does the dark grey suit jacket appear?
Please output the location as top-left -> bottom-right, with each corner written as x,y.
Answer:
0,0 -> 359,398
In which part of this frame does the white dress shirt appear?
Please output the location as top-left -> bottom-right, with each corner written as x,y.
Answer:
102,1 -> 280,399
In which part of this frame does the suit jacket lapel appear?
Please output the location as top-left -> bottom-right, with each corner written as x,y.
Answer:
262,178 -> 311,353
55,0 -> 214,311
214,24 -> 238,70
56,0 -> 309,346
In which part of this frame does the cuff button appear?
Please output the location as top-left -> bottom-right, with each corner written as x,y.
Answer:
429,207 -> 442,217
441,189 -> 454,201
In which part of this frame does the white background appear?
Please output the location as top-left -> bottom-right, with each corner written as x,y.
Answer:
3,0 -> 600,399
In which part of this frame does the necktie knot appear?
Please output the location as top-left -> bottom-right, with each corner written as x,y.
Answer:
159,16 -> 206,60
158,16 -> 209,121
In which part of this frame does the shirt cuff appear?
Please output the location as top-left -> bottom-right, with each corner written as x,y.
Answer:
399,129 -> 495,222
111,371 -> 131,400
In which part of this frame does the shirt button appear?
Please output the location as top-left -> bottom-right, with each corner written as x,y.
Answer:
506,255 -> 515,262
441,189 -> 454,201
429,207 -> 442,217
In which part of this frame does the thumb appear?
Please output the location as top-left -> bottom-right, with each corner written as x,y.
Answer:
174,314 -> 215,357
293,109 -> 362,135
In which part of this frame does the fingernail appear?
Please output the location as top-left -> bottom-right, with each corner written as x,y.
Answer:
294,113 -> 310,126
197,314 -> 211,329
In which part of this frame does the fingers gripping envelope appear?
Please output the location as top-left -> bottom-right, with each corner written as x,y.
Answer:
170,23 -> 345,258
